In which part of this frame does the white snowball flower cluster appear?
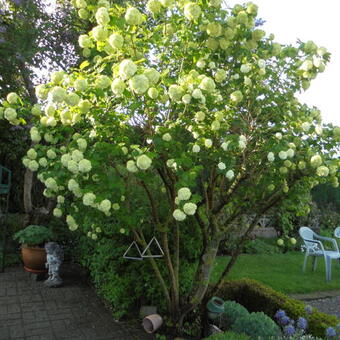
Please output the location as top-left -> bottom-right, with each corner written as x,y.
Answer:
240,64 -> 251,73
92,26 -> 108,41
61,154 -> 72,167
57,195 -> 65,204
206,22 -> 222,37
168,85 -> 184,102
316,166 -> 329,177
95,75 -> 111,89
173,209 -> 186,221
184,3 -> 201,21
4,108 -> 17,123
230,90 -> 243,103
66,215 -> 78,231
111,79 -> 126,96
144,68 -> 161,84
162,133 -> 172,141
218,162 -> 226,170
136,155 -> 152,170
311,154 -> 322,168
98,199 -> 111,213
226,170 -> 234,180
125,7 -> 143,25
195,111 -> 205,121
78,159 -> 92,173
27,148 -> 37,160
119,59 -> 137,79
205,139 -> 212,148
7,92 -> 19,104
278,151 -> 287,160
47,149 -> 56,159
199,77 -> 216,93
39,158 -> 48,167
177,187 -> 191,201
192,144 -> 200,153
35,84 -> 49,100
286,149 -> 295,158
95,7 -> 110,26
65,93 -> 80,106
53,208 -> 63,218
126,160 -> 138,172
74,79 -> 88,92
45,178 -> 58,191
31,104 -> 42,116
147,0 -> 162,14
72,150 -> 84,162
83,192 -> 96,206
129,75 -> 149,94
79,34 -> 92,48
301,122 -> 311,132
68,179 -> 80,192
50,86 -> 66,103
27,160 -> 39,172
267,152 -> 275,162
77,138 -> 87,151
109,33 -> 124,49
183,202 -> 197,215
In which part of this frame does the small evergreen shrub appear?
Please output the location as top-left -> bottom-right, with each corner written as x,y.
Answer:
231,311 -> 281,339
13,225 -> 54,246
221,300 -> 249,328
216,279 -> 339,338
204,331 -> 250,340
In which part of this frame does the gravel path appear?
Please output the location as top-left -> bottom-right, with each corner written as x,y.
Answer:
307,296 -> 340,319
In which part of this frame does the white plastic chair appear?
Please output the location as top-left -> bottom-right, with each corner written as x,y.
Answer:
299,226 -> 340,281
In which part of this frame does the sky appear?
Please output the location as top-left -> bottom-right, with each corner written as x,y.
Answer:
226,0 -> 340,126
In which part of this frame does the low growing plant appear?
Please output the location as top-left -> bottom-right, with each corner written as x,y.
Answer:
13,225 -> 54,247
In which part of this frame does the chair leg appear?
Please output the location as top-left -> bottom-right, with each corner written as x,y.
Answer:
302,253 -> 308,272
312,257 -> 318,271
325,256 -> 332,282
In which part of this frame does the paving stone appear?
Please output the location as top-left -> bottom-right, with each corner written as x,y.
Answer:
0,266 -> 155,340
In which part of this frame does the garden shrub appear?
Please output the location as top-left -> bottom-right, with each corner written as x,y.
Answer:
204,330 -> 250,340
243,238 -> 280,255
216,278 -> 339,338
231,311 -> 280,339
221,300 -> 249,328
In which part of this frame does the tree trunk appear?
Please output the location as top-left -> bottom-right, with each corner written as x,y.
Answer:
23,169 -> 33,226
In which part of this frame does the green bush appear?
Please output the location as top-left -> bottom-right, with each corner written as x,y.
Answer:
231,311 -> 281,339
221,300 -> 249,328
13,225 -> 54,246
204,331 -> 250,340
216,278 -> 339,338
243,238 -> 280,255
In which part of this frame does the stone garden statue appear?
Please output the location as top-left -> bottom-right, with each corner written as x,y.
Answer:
44,242 -> 64,287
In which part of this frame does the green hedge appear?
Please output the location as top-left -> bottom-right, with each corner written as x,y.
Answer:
204,331 -> 250,340
216,278 -> 339,338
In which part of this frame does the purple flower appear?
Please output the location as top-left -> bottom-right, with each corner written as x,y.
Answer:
275,309 -> 286,320
326,327 -> 337,338
297,317 -> 308,331
279,315 -> 291,326
284,325 -> 296,336
305,305 -> 313,314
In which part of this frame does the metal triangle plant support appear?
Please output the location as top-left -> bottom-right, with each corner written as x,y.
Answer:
123,241 -> 143,260
141,236 -> 164,258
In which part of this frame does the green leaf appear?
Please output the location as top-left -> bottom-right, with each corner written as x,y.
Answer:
80,61 -> 90,70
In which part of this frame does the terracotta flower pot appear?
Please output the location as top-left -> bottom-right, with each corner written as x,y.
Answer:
142,314 -> 163,333
21,245 -> 47,274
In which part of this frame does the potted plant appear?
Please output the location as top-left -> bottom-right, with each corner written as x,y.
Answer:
13,225 -> 54,273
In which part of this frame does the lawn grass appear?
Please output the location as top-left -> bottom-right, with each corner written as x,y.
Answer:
211,252 -> 340,294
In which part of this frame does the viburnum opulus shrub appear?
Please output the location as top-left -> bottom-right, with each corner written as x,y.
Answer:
0,0 -> 339,328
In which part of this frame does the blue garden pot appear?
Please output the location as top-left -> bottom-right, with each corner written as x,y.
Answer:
206,297 -> 225,320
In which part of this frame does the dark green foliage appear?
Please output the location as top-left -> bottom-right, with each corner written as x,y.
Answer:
312,184 -> 340,212
216,278 -> 339,338
221,300 -> 249,328
203,331 -> 250,340
231,311 -> 281,339
13,225 -> 54,246
71,232 -> 198,319
243,238 -> 281,255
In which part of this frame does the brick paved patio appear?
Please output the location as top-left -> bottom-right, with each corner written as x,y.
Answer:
0,265 -> 155,340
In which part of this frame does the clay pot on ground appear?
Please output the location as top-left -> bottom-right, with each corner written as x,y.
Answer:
142,314 -> 163,333
21,245 -> 47,274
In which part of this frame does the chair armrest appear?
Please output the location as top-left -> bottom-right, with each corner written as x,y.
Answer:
315,235 -> 339,252
303,238 -> 325,253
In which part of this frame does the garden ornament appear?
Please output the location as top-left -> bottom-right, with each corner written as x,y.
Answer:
141,236 -> 164,258
123,241 -> 143,260
44,242 -> 64,287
